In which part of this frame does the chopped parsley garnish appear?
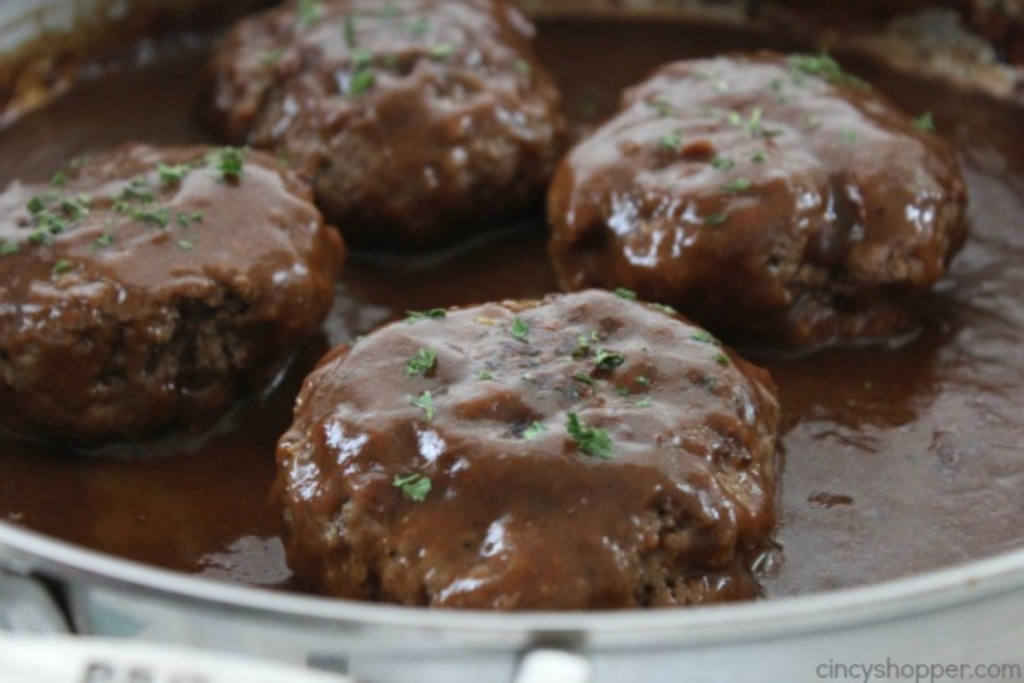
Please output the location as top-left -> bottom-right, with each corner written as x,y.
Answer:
752,150 -> 767,163
523,421 -> 546,440
614,287 -> 637,301
659,130 -> 683,152
208,147 -> 246,182
711,156 -> 735,170
635,397 -> 653,408
406,309 -> 447,323
648,303 -> 678,316
721,179 -> 752,193
351,47 -> 373,69
408,17 -> 430,37
393,473 -> 431,502
177,211 -> 204,228
411,391 -> 435,421
715,353 -> 731,367
297,0 -> 323,29
913,112 -> 935,133
158,163 -> 191,185
572,330 -> 600,359
406,348 -> 437,376
262,48 -> 285,66
176,239 -> 196,251
348,67 -> 376,96
511,316 -> 530,342
648,99 -> 676,117
93,233 -> 115,248
343,14 -> 358,48
1,240 -> 20,255
50,171 -> 67,188
134,206 -> 170,228
614,385 -> 630,397
788,53 -> 866,88
594,349 -> 625,370
572,372 -> 595,386
565,411 -> 615,459
690,330 -> 721,346
637,375 -> 651,386
477,370 -> 493,380
841,129 -> 859,144
704,212 -> 728,226
515,59 -> 532,77
52,259 -> 74,276
430,43 -> 455,59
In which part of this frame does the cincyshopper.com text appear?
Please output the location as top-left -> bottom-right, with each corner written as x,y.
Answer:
816,659 -> 1023,683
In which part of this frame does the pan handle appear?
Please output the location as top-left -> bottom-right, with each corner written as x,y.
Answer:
513,650 -> 592,683
0,568 -> 72,634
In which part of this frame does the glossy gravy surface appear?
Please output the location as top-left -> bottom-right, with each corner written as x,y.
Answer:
1,17 -> 1023,600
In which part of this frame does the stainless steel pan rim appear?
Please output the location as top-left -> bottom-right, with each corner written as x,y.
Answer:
4,519 -> 1024,646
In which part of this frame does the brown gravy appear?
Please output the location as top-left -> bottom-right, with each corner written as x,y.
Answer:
1,16 -> 1024,600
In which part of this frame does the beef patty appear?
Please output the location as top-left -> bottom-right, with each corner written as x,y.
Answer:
207,0 -> 566,251
548,53 -> 968,349
0,144 -> 344,443
277,289 -> 780,610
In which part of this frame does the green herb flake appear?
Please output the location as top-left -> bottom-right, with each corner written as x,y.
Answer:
343,14 -> 358,48
348,68 -> 376,96
408,17 -> 430,37
704,212 -> 728,227
715,353 -> 732,367
262,48 -> 286,66
477,370 -> 493,380
648,99 -> 676,118
208,147 -> 246,182
515,59 -> 532,78
690,330 -> 721,346
134,206 -> 170,228
52,259 -> 74,276
93,233 -> 115,248
176,239 -> 196,251
158,163 -> 190,186
614,287 -> 637,301
351,47 -> 374,69
392,473 -> 431,502
635,397 -> 654,408
594,349 -> 625,371
406,309 -> 447,323
406,348 -> 437,377
841,129 -> 859,144
659,130 -> 683,152
0,240 -> 20,256
614,385 -> 630,397
648,303 -> 678,316
565,411 -> 615,459
637,375 -> 651,387
511,316 -> 530,343
572,372 -> 595,386
711,156 -> 735,171
523,421 -> 547,441
430,43 -> 455,59
913,112 -> 936,133
721,179 -> 752,193
411,391 -> 436,421
752,150 -> 767,163
788,53 -> 866,89
50,171 -> 67,188
297,0 -> 323,29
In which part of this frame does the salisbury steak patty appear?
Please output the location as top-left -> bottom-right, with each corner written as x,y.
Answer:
207,0 -> 565,250
0,144 -> 344,443
277,290 -> 779,609
549,53 -> 968,349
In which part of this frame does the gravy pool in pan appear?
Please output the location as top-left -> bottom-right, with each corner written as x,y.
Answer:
0,12 -> 1023,604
